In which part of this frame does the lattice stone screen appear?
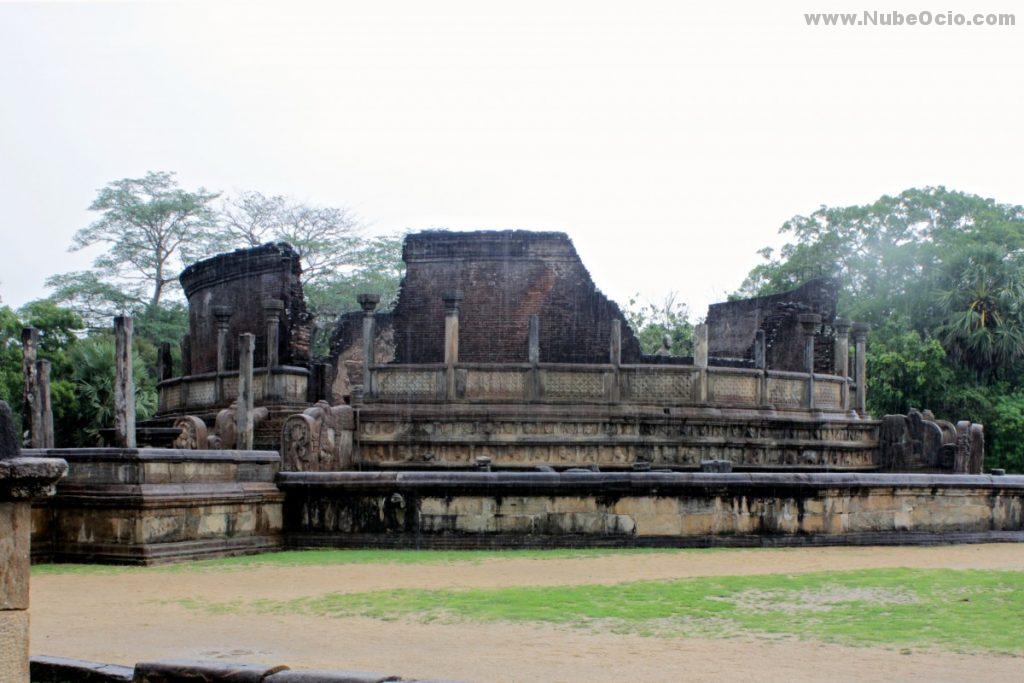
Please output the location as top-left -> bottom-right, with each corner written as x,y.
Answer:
768,376 -> 806,408
621,369 -> 696,403
462,369 -> 528,400
540,369 -> 606,401
814,379 -> 843,410
708,371 -> 759,406
375,367 -> 444,401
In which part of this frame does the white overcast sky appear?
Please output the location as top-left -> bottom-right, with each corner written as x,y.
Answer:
1,0 -> 1021,317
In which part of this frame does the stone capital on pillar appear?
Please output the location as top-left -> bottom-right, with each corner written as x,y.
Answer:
262,298 -> 284,319
357,293 -> 381,315
441,291 -> 464,314
833,317 -> 851,337
851,322 -> 871,343
797,313 -> 822,337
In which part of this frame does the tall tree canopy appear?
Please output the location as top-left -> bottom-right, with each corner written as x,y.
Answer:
47,171 -> 220,326
740,186 -> 1024,470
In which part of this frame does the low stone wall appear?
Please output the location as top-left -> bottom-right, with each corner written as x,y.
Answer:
279,471 -> 1024,548
29,655 -> 454,682
28,448 -> 283,565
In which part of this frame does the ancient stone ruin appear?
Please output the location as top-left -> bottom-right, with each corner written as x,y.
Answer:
13,229 -> 1023,566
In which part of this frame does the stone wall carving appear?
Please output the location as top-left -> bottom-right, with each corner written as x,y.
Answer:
281,401 -> 356,472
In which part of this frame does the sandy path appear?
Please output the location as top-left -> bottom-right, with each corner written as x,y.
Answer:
30,544 -> 1024,682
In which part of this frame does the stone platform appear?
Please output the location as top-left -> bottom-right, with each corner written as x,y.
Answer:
355,403 -> 878,471
28,448 -> 283,565
279,470 -> 1024,549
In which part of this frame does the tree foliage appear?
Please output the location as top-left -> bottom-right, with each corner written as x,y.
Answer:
740,186 -> 1024,471
50,171 -> 219,317
625,292 -> 694,356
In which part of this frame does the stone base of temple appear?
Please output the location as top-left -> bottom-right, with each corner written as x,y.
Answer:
278,471 -> 1024,548
26,448 -> 284,566
355,403 -> 880,471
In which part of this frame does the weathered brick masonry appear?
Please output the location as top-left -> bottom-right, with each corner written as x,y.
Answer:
180,243 -> 312,373
391,230 -> 642,364
707,278 -> 838,372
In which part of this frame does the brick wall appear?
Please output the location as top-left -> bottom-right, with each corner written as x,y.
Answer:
179,243 -> 312,374
390,230 -> 641,364
706,278 -> 838,373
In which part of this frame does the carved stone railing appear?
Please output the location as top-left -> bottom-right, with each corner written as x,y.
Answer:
156,365 -> 309,415
365,361 -> 851,413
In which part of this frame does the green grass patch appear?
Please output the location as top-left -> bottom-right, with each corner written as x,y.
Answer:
181,568 -> 1024,653
31,546 -> 699,575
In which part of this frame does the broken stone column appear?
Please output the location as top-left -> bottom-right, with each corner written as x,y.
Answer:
20,328 -> 38,447
212,305 -> 232,403
442,291 -> 463,400
156,342 -> 173,381
357,293 -> 380,398
0,400 -> 67,683
851,322 -> 870,417
113,316 -> 136,449
833,318 -> 851,410
237,333 -> 256,450
34,360 -> 54,449
694,323 -> 708,403
798,313 -> 821,410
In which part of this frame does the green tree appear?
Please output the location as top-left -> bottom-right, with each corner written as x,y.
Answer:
68,336 -> 157,445
48,171 -> 219,325
625,292 -> 694,356
737,187 -> 1024,471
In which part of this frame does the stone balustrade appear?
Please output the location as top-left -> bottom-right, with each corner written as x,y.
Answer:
364,361 -> 850,413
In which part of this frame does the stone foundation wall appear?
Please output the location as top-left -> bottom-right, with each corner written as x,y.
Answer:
28,449 -> 283,565
279,471 -> 1024,548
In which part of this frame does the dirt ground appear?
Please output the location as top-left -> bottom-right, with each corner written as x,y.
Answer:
30,544 -> 1024,682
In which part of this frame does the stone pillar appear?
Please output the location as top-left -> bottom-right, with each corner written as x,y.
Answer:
180,334 -> 192,376
34,360 -> 54,449
528,314 -> 540,401
754,329 -> 768,406
357,293 -> 380,398
237,333 -> 255,450
0,401 -> 66,683
694,323 -> 708,403
20,328 -> 38,447
213,307 -> 232,372
157,342 -> 173,381
113,315 -> 136,449
263,299 -> 284,369
608,320 -> 622,402
851,322 -> 870,418
442,291 -> 463,401
832,318 -> 851,410
609,319 -> 622,366
798,314 -> 821,410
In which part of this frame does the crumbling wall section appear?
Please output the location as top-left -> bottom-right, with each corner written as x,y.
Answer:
706,278 -> 838,372
390,230 -> 641,364
180,243 -> 312,374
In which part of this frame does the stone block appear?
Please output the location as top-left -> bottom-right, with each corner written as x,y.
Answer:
30,655 -> 134,682
0,502 -> 30,609
634,513 -> 683,536
265,670 -> 402,683
132,659 -> 288,682
0,610 -> 29,683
